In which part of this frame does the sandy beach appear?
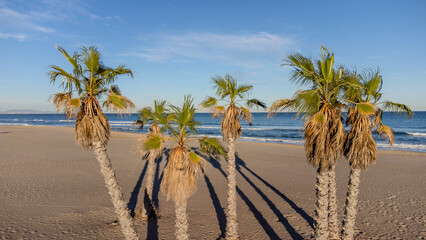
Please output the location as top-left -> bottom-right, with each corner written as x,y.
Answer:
0,125 -> 425,239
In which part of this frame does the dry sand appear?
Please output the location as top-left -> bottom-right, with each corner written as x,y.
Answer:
0,125 -> 425,239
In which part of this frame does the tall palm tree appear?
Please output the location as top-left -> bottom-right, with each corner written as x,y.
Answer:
48,46 -> 139,240
139,96 -> 226,240
268,46 -> 345,240
200,74 -> 266,240
341,70 -> 412,240
134,99 -> 169,220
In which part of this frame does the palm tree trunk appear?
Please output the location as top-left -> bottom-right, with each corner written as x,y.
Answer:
93,141 -> 139,240
175,200 -> 189,240
225,137 -> 238,240
314,167 -> 329,240
140,154 -> 157,219
328,165 -> 340,239
341,167 -> 361,240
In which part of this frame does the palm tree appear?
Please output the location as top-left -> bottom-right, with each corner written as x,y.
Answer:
268,46 -> 346,240
341,69 -> 412,240
48,46 -> 139,240
200,74 -> 266,240
134,99 -> 168,220
139,96 -> 226,240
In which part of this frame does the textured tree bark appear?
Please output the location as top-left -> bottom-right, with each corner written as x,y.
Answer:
328,165 -> 340,239
225,137 -> 238,240
175,201 -> 189,240
140,154 -> 157,219
93,141 -> 139,240
341,167 -> 361,240
314,167 -> 329,240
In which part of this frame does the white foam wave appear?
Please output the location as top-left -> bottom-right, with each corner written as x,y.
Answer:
198,126 -> 297,131
109,121 -> 134,124
192,134 -> 304,145
0,123 -> 30,126
241,127 -> 272,131
240,136 -> 304,144
377,142 -> 426,151
198,126 -> 220,129
407,132 -> 426,137
109,123 -> 133,127
59,120 -> 75,122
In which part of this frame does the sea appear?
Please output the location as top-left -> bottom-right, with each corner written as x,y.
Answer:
1,112 -> 426,153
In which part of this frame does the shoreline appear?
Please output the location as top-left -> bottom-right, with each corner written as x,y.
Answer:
3,125 -> 426,156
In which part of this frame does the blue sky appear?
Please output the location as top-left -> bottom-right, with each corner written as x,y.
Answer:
0,0 -> 425,112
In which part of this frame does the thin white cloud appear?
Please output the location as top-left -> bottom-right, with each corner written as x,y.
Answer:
0,3 -> 55,41
124,32 -> 297,68
0,0 -> 121,41
0,32 -> 28,41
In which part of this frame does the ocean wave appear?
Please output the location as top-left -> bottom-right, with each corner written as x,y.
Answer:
198,126 -> 221,129
406,132 -> 426,137
198,126 -> 299,131
240,136 -> 304,144
32,119 -> 45,122
109,121 -> 134,124
0,123 -> 30,126
192,134 -> 304,145
59,120 -> 75,122
377,142 -> 426,151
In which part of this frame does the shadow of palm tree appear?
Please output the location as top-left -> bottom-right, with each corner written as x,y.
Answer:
235,154 -> 314,229
203,153 -> 281,239
146,149 -> 168,240
237,164 -> 303,239
203,174 -> 226,239
128,160 -> 149,217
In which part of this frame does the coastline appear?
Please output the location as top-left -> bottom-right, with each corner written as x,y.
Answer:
0,125 -> 425,239
2,125 -> 425,155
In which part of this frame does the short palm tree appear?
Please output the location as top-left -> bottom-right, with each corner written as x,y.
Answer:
341,70 -> 412,240
268,46 -> 345,240
200,74 -> 266,240
48,46 -> 139,240
139,96 -> 226,240
134,99 -> 169,220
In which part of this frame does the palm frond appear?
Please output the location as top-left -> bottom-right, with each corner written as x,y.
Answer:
240,106 -> 253,125
289,89 -> 321,119
376,122 -> 395,146
267,99 -> 293,117
284,53 -> 316,86
356,102 -> 376,116
212,75 -> 230,99
47,65 -> 81,93
56,45 -> 80,74
246,98 -> 267,109
81,46 -> 101,74
200,96 -> 218,108
212,105 -> 226,118
102,65 -> 133,85
199,137 -> 227,159
237,84 -> 253,98
381,101 -> 413,119
103,94 -> 135,113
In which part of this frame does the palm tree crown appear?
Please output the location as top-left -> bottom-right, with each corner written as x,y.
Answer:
48,46 -> 134,149
140,96 -> 226,203
343,69 -> 413,168
269,46 -> 346,169
135,100 -> 169,160
200,74 -> 266,140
